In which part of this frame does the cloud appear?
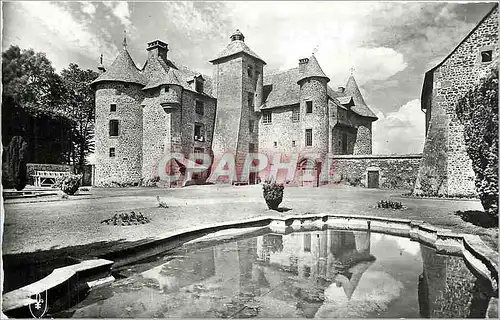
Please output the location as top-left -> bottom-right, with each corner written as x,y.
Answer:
3,2 -> 118,71
80,1 -> 96,18
372,99 -> 426,155
104,1 -> 132,28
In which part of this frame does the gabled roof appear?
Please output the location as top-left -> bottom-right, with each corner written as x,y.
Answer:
91,48 -> 147,87
343,76 -> 378,119
262,67 -> 345,110
297,54 -> 330,83
210,38 -> 266,65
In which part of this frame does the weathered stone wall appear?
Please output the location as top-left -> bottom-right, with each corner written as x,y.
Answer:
299,78 -> 329,157
209,56 -> 243,183
415,6 -> 498,197
329,154 -> 422,189
94,82 -> 144,186
353,119 -> 372,155
258,105 -> 301,154
236,56 -> 264,180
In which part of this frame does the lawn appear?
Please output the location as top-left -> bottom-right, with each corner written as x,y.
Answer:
2,184 -> 496,256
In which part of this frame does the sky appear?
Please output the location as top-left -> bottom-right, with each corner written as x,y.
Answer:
2,1 -> 496,155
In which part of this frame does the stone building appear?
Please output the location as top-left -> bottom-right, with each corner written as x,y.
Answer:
92,30 -> 377,187
91,39 -> 216,187
413,4 -> 498,197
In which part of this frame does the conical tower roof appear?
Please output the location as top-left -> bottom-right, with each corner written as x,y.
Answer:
91,48 -> 147,87
345,76 -> 377,119
297,54 -> 330,84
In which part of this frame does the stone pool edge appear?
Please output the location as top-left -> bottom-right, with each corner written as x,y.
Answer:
2,213 -> 498,315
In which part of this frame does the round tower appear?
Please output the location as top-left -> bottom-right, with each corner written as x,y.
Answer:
91,44 -> 146,187
297,55 -> 330,157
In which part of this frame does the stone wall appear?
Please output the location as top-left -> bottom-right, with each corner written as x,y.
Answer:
259,105 -> 301,154
329,154 -> 422,190
94,82 -> 144,187
414,6 -> 498,197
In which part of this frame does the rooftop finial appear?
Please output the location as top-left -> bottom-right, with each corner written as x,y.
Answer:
100,53 -> 103,65
350,66 -> 355,76
123,30 -> 127,49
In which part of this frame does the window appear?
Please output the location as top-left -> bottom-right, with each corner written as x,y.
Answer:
292,140 -> 296,147
110,104 -> 117,112
481,50 -> 493,63
109,147 -> 115,157
292,108 -> 300,122
306,101 -> 313,113
164,86 -> 170,93
274,141 -> 277,148
195,100 -> 204,115
249,143 -> 256,153
342,132 -> 348,154
255,71 -> 260,80
305,129 -> 312,146
248,92 -> 254,109
249,120 -> 255,133
195,79 -> 204,93
304,234 -> 311,252
109,120 -> 119,136
263,112 -> 272,124
247,65 -> 253,78
194,123 -> 205,141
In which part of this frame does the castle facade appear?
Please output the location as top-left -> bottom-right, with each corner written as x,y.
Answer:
92,30 -> 377,187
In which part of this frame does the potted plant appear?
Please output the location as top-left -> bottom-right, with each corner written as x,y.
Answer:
263,181 -> 284,210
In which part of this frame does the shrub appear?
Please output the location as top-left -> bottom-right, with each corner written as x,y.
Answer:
456,67 -> 498,217
263,181 -> 284,210
377,200 -> 405,210
60,174 -> 82,195
4,136 -> 29,191
101,211 -> 150,226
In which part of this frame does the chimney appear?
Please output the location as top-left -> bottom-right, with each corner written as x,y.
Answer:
338,86 -> 345,93
299,57 -> 309,73
147,40 -> 169,62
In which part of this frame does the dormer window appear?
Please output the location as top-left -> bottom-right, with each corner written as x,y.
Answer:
481,49 -> 493,63
164,85 -> 169,93
194,75 -> 204,93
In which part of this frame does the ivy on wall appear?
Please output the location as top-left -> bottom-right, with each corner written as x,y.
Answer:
456,67 -> 498,217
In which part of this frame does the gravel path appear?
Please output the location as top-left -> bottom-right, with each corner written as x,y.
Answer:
2,184 -> 497,255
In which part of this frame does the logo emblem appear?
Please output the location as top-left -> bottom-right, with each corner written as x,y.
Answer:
29,290 -> 48,318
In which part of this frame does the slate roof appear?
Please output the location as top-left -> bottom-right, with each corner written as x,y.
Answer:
91,48 -> 147,87
343,76 -> 378,119
261,68 -> 345,110
92,46 -> 214,97
261,66 -> 377,121
296,54 -> 330,83
210,39 -> 266,64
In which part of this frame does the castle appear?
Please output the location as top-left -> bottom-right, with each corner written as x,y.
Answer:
91,30 -> 377,187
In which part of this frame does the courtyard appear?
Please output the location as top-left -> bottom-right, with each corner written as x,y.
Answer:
2,184 -> 496,257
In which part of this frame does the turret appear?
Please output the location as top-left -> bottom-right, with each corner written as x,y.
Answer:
90,36 -> 146,187
297,54 -> 330,155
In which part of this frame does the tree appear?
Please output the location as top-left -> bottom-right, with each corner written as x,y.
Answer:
2,45 -> 71,164
456,67 -> 498,217
5,136 -> 29,191
60,63 -> 99,166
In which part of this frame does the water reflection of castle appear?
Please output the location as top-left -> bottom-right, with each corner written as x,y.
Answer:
149,229 -> 377,318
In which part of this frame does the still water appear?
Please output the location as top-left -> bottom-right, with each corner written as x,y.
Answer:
59,229 -> 493,318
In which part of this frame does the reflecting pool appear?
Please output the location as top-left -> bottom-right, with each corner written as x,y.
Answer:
57,229 -> 494,318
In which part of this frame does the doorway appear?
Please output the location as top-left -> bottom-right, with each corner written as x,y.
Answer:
367,170 -> 379,188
